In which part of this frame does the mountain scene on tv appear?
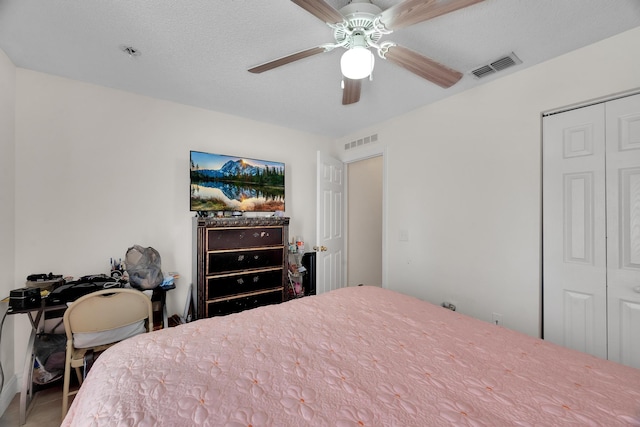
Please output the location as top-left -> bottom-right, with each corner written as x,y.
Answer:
190,152 -> 285,212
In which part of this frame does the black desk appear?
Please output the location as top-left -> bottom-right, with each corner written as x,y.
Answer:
5,286 -> 172,425
5,300 -> 66,425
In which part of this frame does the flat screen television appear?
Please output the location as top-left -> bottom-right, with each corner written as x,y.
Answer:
190,150 -> 285,212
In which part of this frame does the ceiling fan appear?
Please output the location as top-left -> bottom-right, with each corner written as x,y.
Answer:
248,0 -> 484,105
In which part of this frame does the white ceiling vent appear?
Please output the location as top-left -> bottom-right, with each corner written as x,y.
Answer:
470,52 -> 521,79
344,133 -> 378,151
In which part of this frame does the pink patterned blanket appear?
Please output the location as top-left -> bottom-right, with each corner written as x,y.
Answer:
62,286 -> 640,426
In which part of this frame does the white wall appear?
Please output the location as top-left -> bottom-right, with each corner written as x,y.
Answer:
337,27 -> 640,338
13,70 -> 332,373
0,49 -> 16,411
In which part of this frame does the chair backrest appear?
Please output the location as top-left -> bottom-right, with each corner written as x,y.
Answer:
63,288 -> 153,341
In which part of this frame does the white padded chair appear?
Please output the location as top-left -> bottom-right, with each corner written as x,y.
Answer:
61,288 -> 153,419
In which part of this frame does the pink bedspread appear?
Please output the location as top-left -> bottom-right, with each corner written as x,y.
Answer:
62,286 -> 640,426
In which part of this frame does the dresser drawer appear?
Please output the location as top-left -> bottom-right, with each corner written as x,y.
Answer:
206,289 -> 283,317
207,248 -> 284,274
207,269 -> 283,299
207,227 -> 283,250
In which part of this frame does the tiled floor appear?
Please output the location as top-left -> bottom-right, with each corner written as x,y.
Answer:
0,385 -> 63,427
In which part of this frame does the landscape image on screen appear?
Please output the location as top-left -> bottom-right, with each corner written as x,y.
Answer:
190,151 -> 285,212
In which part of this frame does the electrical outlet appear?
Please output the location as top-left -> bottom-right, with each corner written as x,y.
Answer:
492,312 -> 503,326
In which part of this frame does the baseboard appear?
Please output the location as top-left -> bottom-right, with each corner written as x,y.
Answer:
0,374 -> 18,418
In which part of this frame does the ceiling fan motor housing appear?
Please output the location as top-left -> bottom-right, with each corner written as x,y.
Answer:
340,0 -> 383,17
334,1 -> 384,49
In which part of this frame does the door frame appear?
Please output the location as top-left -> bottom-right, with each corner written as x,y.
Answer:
341,146 -> 388,289
543,88 -> 640,116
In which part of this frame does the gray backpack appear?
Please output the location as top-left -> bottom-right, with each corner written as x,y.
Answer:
124,245 -> 163,290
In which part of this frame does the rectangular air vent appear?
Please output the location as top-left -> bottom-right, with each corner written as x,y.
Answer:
344,133 -> 378,151
470,52 -> 521,79
471,65 -> 495,79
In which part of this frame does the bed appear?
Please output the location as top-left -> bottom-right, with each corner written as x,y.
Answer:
62,286 -> 640,426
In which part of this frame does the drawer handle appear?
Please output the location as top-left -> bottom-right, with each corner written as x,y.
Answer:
237,278 -> 244,285
237,255 -> 245,261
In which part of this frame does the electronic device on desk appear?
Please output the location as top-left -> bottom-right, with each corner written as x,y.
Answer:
46,274 -> 124,306
9,287 -> 41,311
26,272 -> 64,292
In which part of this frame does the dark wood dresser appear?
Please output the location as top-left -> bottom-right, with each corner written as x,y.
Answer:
193,216 -> 289,319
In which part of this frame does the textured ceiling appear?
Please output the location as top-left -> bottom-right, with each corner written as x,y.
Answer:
0,0 -> 639,138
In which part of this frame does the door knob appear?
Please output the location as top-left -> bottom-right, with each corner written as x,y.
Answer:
313,246 -> 328,252
633,286 -> 640,294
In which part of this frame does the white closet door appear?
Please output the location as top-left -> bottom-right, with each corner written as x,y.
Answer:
606,94 -> 640,369
542,104 -> 607,358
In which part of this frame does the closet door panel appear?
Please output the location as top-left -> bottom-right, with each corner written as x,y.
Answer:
606,93 -> 640,369
542,104 -> 607,358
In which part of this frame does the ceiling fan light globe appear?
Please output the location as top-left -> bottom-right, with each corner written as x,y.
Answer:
341,48 -> 375,80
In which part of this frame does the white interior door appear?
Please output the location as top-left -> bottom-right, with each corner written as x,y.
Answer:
605,94 -> 640,368
543,104 -> 608,359
316,151 -> 346,294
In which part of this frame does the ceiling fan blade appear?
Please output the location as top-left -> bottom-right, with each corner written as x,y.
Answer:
385,45 -> 462,88
379,0 -> 484,31
291,0 -> 345,25
342,78 -> 361,105
248,46 -> 327,74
